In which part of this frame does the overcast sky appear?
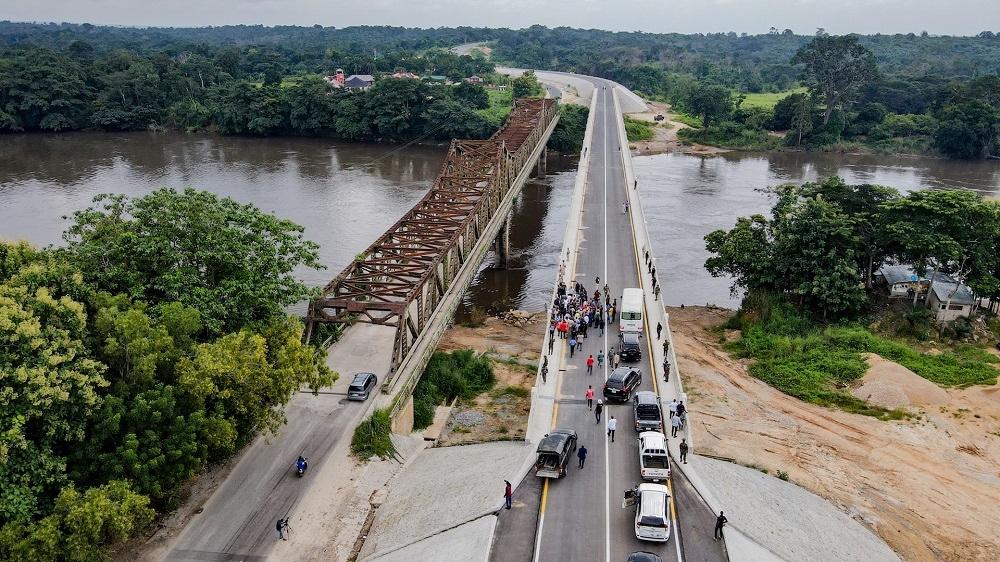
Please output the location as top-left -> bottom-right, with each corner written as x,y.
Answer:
6,0 -> 996,36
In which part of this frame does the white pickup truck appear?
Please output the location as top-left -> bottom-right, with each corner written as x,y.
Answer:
638,431 -> 671,481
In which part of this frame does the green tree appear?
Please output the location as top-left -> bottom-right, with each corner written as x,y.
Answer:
421,99 -> 491,140
177,317 -> 334,449
511,70 -> 543,98
0,48 -> 90,131
704,215 -> 775,298
0,267 -> 108,524
797,177 -> 899,289
791,35 -> 879,125
933,100 -> 1000,159
685,83 -> 733,129
62,188 -> 324,335
450,81 -> 489,110
547,104 -> 589,153
0,481 -> 154,561
879,190 -> 999,304
772,196 -> 867,319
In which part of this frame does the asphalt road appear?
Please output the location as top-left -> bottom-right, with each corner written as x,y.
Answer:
162,382 -> 370,560
512,78 -> 726,562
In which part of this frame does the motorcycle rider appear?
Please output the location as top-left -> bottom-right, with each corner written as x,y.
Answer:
296,456 -> 308,474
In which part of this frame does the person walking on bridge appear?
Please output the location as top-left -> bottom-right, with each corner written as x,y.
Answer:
597,350 -> 604,368
622,201 -> 628,214
587,355 -> 594,375
679,439 -> 689,464
577,444 -> 588,468
586,385 -> 594,409
569,337 -> 577,358
594,400 -> 603,423
607,416 -> 617,442
656,322 -> 663,340
504,480 -> 513,510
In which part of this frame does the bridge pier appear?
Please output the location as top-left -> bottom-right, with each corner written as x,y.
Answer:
535,148 -> 547,178
494,210 -> 512,269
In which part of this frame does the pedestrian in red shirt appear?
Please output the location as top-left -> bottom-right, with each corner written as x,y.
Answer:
586,385 -> 594,409
586,354 -> 595,375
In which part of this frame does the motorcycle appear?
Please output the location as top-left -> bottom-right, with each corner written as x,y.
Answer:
296,456 -> 308,477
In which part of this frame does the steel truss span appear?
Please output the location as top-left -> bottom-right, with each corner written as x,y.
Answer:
306,98 -> 558,371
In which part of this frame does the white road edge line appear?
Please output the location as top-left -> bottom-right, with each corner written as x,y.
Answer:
533,513 -> 545,562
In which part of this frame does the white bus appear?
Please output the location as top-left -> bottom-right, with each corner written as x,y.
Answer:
619,288 -> 644,333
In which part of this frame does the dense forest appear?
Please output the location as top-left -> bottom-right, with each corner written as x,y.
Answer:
2,22 -> 1000,156
0,189 -> 332,559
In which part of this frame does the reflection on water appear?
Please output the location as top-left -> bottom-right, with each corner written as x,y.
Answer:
634,151 -> 1000,309
4,132 -> 999,316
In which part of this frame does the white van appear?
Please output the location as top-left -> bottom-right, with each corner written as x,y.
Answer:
619,288 -> 644,333
622,483 -> 671,542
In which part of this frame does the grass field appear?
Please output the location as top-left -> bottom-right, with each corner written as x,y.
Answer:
736,88 -> 808,110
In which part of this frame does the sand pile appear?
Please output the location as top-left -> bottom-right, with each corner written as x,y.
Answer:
850,354 -> 952,410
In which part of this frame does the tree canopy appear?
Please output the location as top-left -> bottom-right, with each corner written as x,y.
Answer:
705,179 -> 1000,320
791,35 -> 880,125
62,187 -> 324,335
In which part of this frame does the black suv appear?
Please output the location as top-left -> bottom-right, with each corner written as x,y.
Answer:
603,367 -> 641,402
619,331 -> 642,362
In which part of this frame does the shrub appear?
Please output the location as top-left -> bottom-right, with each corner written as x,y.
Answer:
351,409 -> 401,460
411,350 -> 496,429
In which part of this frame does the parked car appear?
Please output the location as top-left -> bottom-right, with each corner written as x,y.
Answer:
604,367 -> 641,402
628,552 -> 664,562
637,431 -> 671,482
348,372 -> 378,401
633,391 -> 663,432
619,331 -> 642,362
534,428 -> 578,478
622,483 -> 671,542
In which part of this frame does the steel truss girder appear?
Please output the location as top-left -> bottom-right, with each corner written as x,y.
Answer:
307,99 -> 559,369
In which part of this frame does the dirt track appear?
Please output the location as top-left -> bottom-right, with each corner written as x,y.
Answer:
670,306 -> 1000,562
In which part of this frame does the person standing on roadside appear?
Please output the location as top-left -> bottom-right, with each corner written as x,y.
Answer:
607,416 -> 617,442
676,401 -> 686,425
595,400 -> 603,423
276,518 -> 286,540
714,511 -> 728,540
548,336 -> 554,354
679,439 -> 689,464
663,357 -> 670,381
586,385 -> 594,409
586,355 -> 594,375
654,284 -> 661,301
578,444 -> 588,468
504,480 -> 513,510
613,351 -> 621,369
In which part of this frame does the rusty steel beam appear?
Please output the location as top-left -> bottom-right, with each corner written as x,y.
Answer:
306,98 -> 558,362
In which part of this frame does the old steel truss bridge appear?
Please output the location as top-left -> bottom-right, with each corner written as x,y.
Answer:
306,98 -> 559,388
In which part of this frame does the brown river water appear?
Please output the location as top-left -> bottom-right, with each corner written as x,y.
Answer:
2,131 -> 999,312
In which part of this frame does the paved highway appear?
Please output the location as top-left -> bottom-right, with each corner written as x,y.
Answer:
497,78 -> 725,562
161,325 -> 390,561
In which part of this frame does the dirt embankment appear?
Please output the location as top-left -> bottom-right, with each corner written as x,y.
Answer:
434,313 -> 545,446
670,306 -> 1000,562
623,100 -> 727,157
